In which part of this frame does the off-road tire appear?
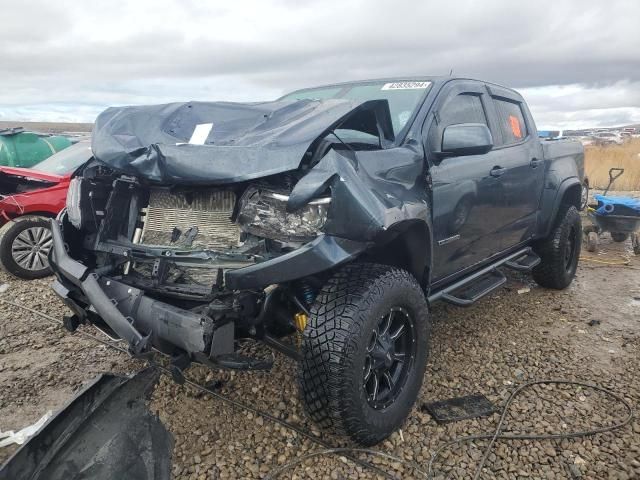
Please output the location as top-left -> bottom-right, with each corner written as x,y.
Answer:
299,263 -> 430,446
610,232 -> 628,243
532,205 -> 581,289
0,216 -> 53,280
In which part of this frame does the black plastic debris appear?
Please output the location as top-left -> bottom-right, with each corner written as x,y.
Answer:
0,368 -> 172,480
587,319 -> 601,327
422,394 -> 496,424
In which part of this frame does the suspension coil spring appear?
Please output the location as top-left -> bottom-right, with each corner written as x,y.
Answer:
297,281 -> 316,307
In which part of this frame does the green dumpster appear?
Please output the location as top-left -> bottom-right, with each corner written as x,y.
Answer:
0,129 -> 73,168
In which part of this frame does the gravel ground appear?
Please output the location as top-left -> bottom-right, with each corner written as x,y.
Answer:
0,232 -> 638,479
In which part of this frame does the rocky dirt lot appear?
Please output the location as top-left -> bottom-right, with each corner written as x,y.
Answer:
0,233 -> 638,479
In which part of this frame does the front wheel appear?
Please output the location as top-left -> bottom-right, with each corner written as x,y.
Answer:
532,205 -> 582,289
0,216 -> 53,279
299,263 -> 430,446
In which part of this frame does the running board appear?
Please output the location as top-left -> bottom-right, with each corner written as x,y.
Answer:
429,247 -> 531,307
440,270 -> 506,307
504,250 -> 540,271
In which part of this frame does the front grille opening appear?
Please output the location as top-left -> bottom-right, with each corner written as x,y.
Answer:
140,188 -> 241,250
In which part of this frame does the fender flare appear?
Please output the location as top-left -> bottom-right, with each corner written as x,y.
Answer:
368,218 -> 433,289
544,177 -> 582,237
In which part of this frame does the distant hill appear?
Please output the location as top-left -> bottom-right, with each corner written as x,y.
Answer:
0,121 -> 93,135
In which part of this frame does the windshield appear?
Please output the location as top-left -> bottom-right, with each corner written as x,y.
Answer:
31,141 -> 93,175
281,80 -> 432,137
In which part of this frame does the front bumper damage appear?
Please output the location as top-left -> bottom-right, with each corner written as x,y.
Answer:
49,219 -> 366,356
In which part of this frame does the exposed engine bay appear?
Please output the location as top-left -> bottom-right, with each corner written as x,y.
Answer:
64,165 -> 330,299
56,155 -> 347,366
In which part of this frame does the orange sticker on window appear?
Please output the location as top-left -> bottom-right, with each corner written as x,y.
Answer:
509,115 -> 522,138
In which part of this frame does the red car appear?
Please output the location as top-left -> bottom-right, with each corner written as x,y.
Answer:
0,140 -> 92,279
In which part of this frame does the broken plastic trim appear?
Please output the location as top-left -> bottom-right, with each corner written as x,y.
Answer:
49,220 -> 150,354
0,368 -> 172,480
94,239 -> 261,270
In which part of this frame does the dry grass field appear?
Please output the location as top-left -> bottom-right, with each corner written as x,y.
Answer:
0,121 -> 92,134
585,137 -> 640,190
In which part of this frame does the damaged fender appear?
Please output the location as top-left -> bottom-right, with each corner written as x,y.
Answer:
287,146 -> 433,278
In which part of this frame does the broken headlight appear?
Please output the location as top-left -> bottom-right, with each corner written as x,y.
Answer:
65,177 -> 84,229
237,187 -> 330,242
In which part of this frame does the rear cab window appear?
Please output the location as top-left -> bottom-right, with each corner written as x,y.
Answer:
492,98 -> 528,145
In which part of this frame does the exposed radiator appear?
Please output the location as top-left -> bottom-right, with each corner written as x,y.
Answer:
140,188 -> 241,250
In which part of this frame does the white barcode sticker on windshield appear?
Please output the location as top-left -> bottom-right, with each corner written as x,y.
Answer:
381,81 -> 431,90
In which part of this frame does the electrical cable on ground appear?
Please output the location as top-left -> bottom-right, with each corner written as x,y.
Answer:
1,298 -> 634,479
579,254 -> 640,269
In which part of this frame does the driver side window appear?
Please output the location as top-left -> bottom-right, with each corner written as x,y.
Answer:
429,93 -> 488,150
440,93 -> 488,127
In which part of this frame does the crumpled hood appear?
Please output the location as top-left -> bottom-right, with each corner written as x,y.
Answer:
92,98 -> 393,185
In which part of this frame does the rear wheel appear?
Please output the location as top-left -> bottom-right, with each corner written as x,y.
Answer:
532,205 -> 581,289
0,216 -> 53,279
299,263 -> 430,446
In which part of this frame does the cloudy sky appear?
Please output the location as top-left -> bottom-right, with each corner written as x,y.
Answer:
1,0 -> 638,129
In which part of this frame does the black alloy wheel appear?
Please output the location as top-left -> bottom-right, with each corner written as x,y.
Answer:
364,307 -> 416,410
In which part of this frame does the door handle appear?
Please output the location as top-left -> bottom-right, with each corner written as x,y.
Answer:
490,167 -> 506,177
530,157 -> 543,168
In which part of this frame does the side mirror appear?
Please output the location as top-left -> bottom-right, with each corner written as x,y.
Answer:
440,123 -> 493,156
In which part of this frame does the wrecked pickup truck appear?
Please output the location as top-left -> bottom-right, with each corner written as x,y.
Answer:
49,77 -> 584,445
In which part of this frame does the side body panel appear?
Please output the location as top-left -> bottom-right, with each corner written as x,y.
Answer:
419,79 -> 581,289
423,81 -> 520,280
536,139 -> 584,237
483,85 -> 545,249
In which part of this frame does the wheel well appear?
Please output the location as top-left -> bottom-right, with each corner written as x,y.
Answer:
561,183 -> 582,209
360,221 -> 431,287
8,212 -> 57,221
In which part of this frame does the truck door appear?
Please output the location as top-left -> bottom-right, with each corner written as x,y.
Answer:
426,82 -> 507,281
485,89 -> 545,249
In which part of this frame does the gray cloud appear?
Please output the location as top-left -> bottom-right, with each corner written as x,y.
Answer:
0,0 -> 638,127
